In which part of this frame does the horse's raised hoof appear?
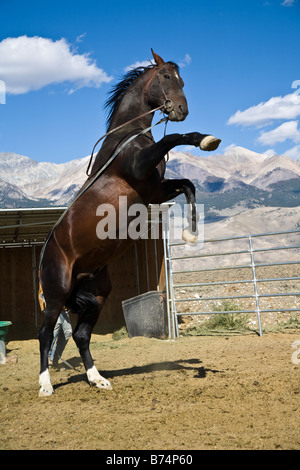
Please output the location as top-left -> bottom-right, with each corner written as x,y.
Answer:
87,365 -> 112,391
39,369 -> 54,397
182,228 -> 198,246
200,135 -> 221,151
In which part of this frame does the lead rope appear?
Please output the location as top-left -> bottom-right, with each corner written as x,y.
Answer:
86,67 -> 175,177
40,68 -> 173,268
164,117 -> 170,162
86,103 -> 166,177
86,115 -> 168,184
39,115 -> 168,270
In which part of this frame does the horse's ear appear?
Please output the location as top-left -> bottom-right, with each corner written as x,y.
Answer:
151,49 -> 165,66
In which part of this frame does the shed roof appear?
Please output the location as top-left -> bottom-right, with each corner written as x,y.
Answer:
0,204 -> 172,247
0,207 -> 66,247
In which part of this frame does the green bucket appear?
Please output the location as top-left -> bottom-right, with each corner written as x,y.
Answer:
0,321 -> 12,342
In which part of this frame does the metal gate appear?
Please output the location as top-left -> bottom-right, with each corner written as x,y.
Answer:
163,227 -> 300,339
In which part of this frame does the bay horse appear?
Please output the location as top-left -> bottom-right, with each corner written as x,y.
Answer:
38,50 -> 221,397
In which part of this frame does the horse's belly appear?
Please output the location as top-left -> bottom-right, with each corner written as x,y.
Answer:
54,175 -> 152,274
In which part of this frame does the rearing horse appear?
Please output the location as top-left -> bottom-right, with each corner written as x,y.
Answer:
38,50 -> 221,397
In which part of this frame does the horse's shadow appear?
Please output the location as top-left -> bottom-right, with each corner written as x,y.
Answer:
104,358 -> 220,379
53,357 -> 221,391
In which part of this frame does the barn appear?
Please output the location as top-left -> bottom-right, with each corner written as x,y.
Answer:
0,205 -> 170,339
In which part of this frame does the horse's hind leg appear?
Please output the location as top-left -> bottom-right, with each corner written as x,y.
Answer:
69,268 -> 112,390
38,302 -> 64,397
38,248 -> 72,397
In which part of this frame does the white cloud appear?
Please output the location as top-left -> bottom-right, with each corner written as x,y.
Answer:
257,120 -> 300,145
282,144 -> 300,160
224,143 -> 237,152
76,33 -> 87,43
179,54 -> 192,68
0,35 -> 113,94
263,148 -> 277,157
228,93 -> 300,127
281,0 -> 297,6
124,53 -> 191,72
124,60 -> 154,72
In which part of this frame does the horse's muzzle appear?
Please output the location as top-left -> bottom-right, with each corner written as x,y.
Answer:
168,103 -> 189,122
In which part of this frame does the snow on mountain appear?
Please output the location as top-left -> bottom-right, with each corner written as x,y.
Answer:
0,152 -> 88,205
0,146 -> 300,208
167,146 -> 300,190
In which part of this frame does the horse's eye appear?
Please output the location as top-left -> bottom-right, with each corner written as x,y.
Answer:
164,74 -> 170,79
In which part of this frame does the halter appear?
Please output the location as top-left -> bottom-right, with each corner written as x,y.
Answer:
86,66 -> 175,177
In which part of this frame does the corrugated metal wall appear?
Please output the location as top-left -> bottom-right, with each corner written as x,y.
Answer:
0,237 -> 166,338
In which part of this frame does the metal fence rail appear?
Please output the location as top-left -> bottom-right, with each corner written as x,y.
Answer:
164,229 -> 300,338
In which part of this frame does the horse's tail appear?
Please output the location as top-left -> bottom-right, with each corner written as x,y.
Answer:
38,281 -> 46,312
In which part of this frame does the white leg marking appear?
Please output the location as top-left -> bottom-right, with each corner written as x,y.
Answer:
39,369 -> 54,397
87,365 -> 112,390
182,228 -> 198,246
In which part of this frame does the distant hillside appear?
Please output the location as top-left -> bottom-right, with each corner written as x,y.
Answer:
0,152 -> 89,207
164,146 -> 300,218
0,147 -> 299,235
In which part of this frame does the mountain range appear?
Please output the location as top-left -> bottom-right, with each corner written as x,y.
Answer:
0,146 -> 300,234
0,152 -> 89,207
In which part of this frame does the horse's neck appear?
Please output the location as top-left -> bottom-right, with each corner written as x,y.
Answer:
90,75 -> 155,176
108,79 -> 153,132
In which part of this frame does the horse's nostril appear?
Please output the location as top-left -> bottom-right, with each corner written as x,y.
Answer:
178,104 -> 188,116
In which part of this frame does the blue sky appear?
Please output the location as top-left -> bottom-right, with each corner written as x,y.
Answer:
0,0 -> 300,163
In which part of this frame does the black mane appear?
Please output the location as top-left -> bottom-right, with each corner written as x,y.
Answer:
104,61 -> 179,130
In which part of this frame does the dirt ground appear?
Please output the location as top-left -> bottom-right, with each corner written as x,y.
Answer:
1,330 -> 300,450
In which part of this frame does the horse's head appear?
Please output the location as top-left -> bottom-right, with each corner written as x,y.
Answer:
147,50 -> 189,122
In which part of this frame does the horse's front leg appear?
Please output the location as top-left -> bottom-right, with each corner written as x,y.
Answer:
131,132 -> 221,180
150,178 -> 199,245
72,293 -> 111,390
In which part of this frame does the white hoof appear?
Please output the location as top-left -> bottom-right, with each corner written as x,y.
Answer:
95,378 -> 113,390
200,135 -> 221,151
87,365 -> 112,390
182,228 -> 198,246
39,385 -> 54,397
39,369 -> 54,397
